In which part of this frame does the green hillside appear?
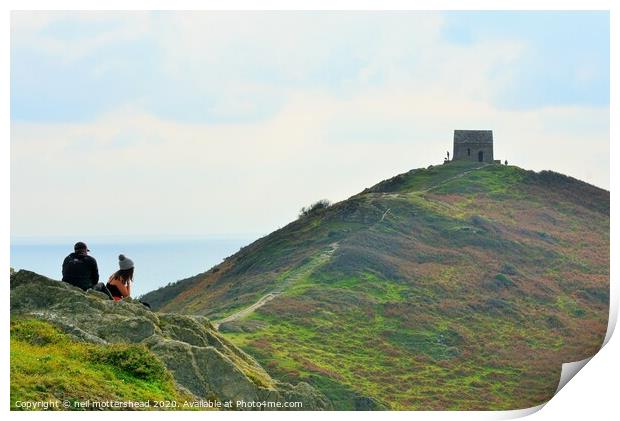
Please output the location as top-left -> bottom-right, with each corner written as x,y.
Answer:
10,318 -> 193,410
142,161 -> 610,410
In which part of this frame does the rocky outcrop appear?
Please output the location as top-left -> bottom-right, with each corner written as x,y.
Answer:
10,270 -> 330,410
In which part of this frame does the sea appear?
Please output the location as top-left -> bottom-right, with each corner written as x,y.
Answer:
10,236 -> 258,297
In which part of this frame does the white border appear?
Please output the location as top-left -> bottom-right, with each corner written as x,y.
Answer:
2,2 -> 616,420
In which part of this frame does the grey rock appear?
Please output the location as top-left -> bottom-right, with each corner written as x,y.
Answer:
10,270 -> 329,410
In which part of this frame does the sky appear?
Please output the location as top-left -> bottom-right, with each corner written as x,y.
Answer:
10,11 -> 610,239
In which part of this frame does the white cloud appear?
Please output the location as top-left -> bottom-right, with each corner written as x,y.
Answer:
11,89 -> 609,237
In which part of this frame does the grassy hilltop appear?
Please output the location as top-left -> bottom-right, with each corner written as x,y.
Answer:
142,161 -> 610,410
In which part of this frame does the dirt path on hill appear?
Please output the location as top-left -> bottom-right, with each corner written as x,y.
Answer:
215,165 -> 490,329
214,242 -> 339,330
214,293 -> 279,328
420,163 -> 488,193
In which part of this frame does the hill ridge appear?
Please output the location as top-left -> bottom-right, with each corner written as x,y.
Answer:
141,162 -> 609,410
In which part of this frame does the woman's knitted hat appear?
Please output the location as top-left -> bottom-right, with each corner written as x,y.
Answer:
118,254 -> 134,270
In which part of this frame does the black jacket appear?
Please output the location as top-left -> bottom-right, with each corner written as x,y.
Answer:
62,252 -> 99,291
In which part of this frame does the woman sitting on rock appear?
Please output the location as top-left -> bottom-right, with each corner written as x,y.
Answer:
106,254 -> 134,301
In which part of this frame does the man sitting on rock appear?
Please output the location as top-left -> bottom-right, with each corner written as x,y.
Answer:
62,241 -> 100,291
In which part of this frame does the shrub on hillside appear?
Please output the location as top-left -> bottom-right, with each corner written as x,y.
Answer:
299,199 -> 331,218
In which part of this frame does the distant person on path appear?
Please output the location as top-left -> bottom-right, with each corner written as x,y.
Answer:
106,254 -> 135,301
62,242 -> 100,291
505,160 -> 508,165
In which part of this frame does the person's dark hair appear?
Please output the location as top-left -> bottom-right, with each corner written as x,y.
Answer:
112,267 -> 134,284
74,241 -> 89,254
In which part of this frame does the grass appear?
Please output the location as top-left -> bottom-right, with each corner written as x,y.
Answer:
10,318 -> 194,411
224,260 -> 579,408
288,270 -> 409,304
365,161 -> 483,194
225,296 -> 575,409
